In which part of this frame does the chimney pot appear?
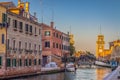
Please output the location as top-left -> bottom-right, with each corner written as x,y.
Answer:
51,22 -> 54,28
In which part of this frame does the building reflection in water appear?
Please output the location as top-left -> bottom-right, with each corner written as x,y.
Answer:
12,68 -> 111,80
96,68 -> 111,80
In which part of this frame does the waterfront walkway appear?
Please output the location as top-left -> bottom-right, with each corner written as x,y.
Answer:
104,66 -> 120,80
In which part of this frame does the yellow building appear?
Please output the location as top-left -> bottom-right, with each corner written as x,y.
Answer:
0,0 -> 42,77
0,3 -> 7,73
96,34 -> 106,58
96,34 -> 120,60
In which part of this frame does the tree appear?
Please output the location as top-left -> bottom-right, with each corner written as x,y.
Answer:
70,44 -> 75,56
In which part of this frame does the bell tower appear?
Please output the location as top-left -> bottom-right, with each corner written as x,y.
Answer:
96,35 -> 105,58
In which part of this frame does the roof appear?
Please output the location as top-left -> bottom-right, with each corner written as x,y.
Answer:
0,2 -> 16,9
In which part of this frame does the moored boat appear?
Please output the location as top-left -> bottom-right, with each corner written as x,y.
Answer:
95,61 -> 111,68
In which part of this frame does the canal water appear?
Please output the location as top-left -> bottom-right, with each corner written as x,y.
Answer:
12,68 -> 111,80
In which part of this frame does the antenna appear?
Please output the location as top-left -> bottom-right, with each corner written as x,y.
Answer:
70,26 -> 71,34
100,24 -> 101,34
51,9 -> 54,22
40,0 -> 43,23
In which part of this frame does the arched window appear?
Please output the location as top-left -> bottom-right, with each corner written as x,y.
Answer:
2,34 -> 4,44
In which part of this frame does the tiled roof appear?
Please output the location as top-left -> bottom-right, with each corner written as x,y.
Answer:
0,2 -> 16,8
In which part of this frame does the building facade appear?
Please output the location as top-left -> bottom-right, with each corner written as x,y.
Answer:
0,1 -> 42,76
41,22 -> 70,66
96,34 -> 120,60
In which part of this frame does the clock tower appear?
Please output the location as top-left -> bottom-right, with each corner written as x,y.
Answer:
96,35 -> 105,58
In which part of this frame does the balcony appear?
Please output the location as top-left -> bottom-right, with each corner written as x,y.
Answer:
29,50 -> 33,54
29,32 -> 33,35
25,31 -> 29,34
13,27 -> 17,31
34,50 -> 37,54
7,49 -> 11,54
24,49 -> 29,54
19,29 -> 23,32
13,48 -> 17,53
35,34 -> 38,36
38,50 -> 42,55
18,49 -> 23,54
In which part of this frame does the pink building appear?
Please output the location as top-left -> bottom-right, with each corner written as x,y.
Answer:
41,22 -> 70,66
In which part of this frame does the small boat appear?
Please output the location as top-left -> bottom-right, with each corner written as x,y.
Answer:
66,63 -> 75,72
41,62 -> 60,71
95,61 -> 111,68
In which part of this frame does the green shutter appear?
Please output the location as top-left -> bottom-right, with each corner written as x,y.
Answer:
14,59 -> 16,67
2,13 -> 7,23
12,59 -> 16,67
7,58 -> 11,67
34,59 -> 37,65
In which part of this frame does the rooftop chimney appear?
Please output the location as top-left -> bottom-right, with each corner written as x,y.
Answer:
50,22 -> 54,28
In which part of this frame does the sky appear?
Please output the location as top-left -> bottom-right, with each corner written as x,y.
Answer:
1,0 -> 120,54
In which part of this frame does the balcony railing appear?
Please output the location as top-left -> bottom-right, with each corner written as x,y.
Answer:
29,32 -> 33,35
34,50 -> 37,54
13,48 -> 17,53
18,49 -> 23,54
19,29 -> 23,32
13,27 -> 17,31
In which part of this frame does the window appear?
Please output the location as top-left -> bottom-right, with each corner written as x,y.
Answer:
25,24 -> 29,32
34,44 -> 36,50
19,59 -> 22,66
56,33 -> 58,38
13,40 -> 15,49
25,59 -> 28,66
59,35 -> 61,39
29,43 -> 31,50
19,41 -> 21,49
56,43 -> 58,48
6,58 -> 11,67
0,57 -> 1,66
45,31 -> 50,36
34,59 -> 37,65
13,20 -> 17,28
45,41 -> 50,48
62,45 -> 63,50
29,59 -> 32,66
2,13 -> 7,23
19,22 -> 23,30
38,59 -> 41,65
30,25 -> 32,33
59,44 -> 61,49
2,34 -> 4,44
12,59 -> 16,67
25,42 -> 27,49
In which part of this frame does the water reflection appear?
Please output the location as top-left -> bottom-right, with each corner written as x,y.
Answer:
12,68 -> 111,80
96,68 -> 111,80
